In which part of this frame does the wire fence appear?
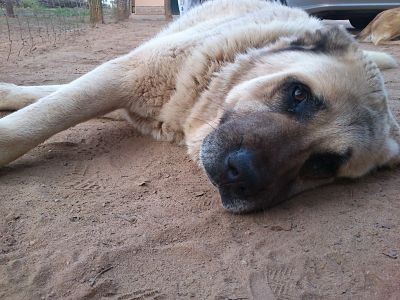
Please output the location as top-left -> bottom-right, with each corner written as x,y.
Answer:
0,0 -> 119,62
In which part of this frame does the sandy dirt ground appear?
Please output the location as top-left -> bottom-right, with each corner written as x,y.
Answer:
0,18 -> 400,300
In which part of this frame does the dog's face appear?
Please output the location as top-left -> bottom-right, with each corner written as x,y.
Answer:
193,27 -> 400,213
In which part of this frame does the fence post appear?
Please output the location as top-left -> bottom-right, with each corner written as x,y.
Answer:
5,0 -> 15,18
117,0 -> 129,20
164,0 -> 172,20
88,0 -> 104,25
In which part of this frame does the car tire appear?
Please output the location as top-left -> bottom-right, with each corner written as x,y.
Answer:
349,16 -> 375,30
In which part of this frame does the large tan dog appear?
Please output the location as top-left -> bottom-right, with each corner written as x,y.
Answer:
358,7 -> 400,45
1,0 -> 399,213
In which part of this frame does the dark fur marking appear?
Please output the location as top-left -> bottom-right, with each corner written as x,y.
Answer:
299,149 -> 353,179
272,27 -> 355,55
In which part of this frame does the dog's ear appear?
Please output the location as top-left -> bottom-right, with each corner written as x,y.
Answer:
289,26 -> 398,70
288,26 -> 354,54
362,50 -> 398,70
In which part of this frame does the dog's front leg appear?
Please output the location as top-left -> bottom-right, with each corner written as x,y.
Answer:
0,57 -> 131,166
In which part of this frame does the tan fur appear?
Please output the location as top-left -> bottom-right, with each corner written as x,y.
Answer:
358,7 -> 400,45
0,0 -> 399,212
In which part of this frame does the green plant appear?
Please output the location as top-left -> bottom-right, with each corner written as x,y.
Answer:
21,0 -> 42,9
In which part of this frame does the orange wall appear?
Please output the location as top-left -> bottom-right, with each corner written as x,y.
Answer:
136,0 -> 164,6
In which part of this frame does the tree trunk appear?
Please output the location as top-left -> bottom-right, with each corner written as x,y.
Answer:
116,0 -> 129,21
88,0 -> 104,25
5,0 -> 15,18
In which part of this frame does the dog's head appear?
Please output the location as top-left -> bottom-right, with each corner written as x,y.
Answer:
187,27 -> 400,213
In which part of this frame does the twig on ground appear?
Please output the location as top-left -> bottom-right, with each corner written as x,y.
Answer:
88,266 -> 114,286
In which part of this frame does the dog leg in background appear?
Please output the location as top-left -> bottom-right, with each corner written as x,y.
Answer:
0,83 -> 65,110
357,18 -> 374,43
357,8 -> 400,45
0,58 -> 131,167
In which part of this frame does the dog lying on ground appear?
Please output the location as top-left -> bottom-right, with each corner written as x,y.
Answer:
358,7 -> 400,45
0,0 -> 399,213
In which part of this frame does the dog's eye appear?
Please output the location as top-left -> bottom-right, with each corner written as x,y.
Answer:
279,80 -> 324,121
292,85 -> 310,102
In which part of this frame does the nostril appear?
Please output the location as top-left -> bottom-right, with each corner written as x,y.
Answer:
227,159 -> 240,180
238,185 -> 246,193
224,149 -> 255,183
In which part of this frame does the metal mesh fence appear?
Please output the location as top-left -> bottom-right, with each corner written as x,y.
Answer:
0,0 -> 117,62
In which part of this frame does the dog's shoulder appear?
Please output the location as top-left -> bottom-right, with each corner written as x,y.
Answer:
159,0 -> 312,38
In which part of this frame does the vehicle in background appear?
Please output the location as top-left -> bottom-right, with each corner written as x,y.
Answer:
281,0 -> 400,29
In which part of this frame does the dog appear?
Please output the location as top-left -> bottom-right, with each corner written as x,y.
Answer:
358,7 -> 400,45
1,0 -> 399,213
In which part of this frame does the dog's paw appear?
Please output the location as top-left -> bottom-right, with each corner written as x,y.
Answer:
0,83 -> 19,110
0,83 -> 18,95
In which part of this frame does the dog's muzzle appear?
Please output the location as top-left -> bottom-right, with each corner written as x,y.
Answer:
200,113 -> 309,213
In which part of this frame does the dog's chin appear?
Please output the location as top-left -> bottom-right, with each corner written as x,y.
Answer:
219,190 -> 278,214
220,197 -> 258,214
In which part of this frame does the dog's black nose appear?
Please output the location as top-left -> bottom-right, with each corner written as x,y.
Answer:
223,149 -> 263,197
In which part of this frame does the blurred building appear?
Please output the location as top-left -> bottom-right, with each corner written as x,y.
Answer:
133,0 -> 179,15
